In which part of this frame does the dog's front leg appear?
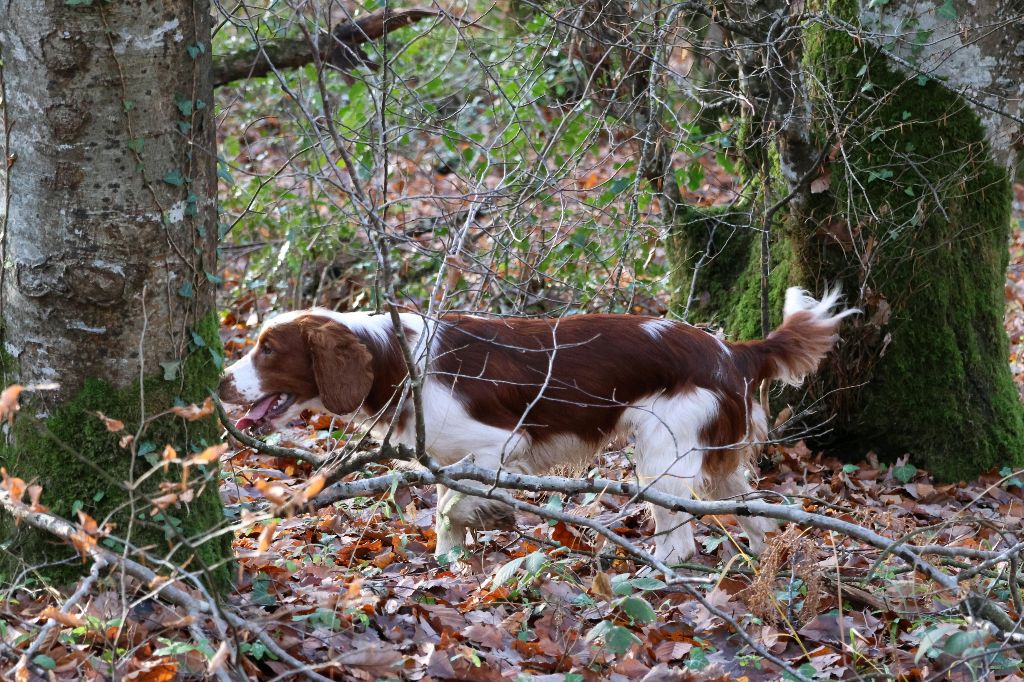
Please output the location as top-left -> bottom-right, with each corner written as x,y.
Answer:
434,484 -> 469,557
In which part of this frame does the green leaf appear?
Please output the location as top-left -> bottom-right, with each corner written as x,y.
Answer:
702,534 -> 726,553
893,463 -> 917,484
915,623 -> 958,662
190,329 -> 206,348
122,100 -> 135,111
784,663 -> 818,681
587,622 -> 640,655
629,577 -> 667,591
686,647 -> 709,670
901,110 -> 911,121
937,0 -> 956,19
163,169 -> 185,187
175,95 -> 193,117
177,281 -> 193,299
160,360 -> 181,381
867,168 -> 894,184
523,550 -> 547,574
127,137 -> 144,153
33,655 -> 57,670
605,624 -> 640,654
492,556 -> 525,588
842,463 -> 859,474
943,629 -> 986,656
620,596 -> 656,624
917,74 -> 929,86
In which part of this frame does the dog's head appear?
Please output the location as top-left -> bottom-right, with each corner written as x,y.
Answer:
218,313 -> 374,430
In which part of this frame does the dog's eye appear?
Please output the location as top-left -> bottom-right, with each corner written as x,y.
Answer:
260,344 -> 274,356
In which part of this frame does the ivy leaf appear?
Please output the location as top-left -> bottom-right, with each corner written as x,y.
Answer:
33,655 -> 56,670
175,95 -> 193,117
127,137 -> 144,153
937,0 -> 956,19
190,329 -> 207,348
619,596 -> 657,624
208,347 -> 224,369
160,360 -> 181,381
177,281 -> 193,299
893,463 -> 917,484
163,169 -> 185,187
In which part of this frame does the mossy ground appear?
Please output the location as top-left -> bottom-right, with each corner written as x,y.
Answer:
668,4 -> 1024,480
0,312 -> 232,588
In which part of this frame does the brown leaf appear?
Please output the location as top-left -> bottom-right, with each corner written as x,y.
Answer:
96,411 -> 125,432
1,467 -> 27,504
257,520 -> 279,553
186,443 -> 228,466
810,168 -> 831,194
40,606 -> 85,629
207,642 -> 230,676
27,483 -> 45,511
170,397 -> 215,421
150,493 -> 180,511
299,473 -> 326,503
0,385 -> 23,425
124,657 -> 177,682
591,571 -> 615,601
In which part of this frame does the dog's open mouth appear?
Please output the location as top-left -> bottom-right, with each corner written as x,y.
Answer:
234,393 -> 296,430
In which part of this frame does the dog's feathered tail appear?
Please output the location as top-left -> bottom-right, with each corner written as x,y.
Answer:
738,287 -> 858,387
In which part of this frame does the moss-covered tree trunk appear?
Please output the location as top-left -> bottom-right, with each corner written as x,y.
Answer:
667,0 -> 1024,480
0,0 -> 230,584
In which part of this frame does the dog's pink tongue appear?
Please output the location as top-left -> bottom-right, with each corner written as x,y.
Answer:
235,394 -> 278,430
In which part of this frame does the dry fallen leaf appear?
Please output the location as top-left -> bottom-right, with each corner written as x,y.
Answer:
300,473 -> 326,503
171,397 -> 215,422
39,606 -> 84,629
591,571 -> 615,601
0,385 -> 23,425
257,520 -> 279,553
96,411 -> 125,432
1,468 -> 27,505
186,443 -> 229,466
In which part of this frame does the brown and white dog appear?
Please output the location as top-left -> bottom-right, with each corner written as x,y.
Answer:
219,288 -> 854,562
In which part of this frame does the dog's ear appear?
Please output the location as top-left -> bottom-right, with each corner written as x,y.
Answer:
299,318 -> 374,415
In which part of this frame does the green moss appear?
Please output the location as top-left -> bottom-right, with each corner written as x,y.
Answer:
0,311 -> 232,588
666,203 -> 754,322
665,1 -> 1024,481
666,197 -> 797,337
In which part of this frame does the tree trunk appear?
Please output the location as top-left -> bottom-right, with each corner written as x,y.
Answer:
667,0 -> 1024,480
0,0 -> 230,584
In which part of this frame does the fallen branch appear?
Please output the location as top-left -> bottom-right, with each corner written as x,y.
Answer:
213,8 -> 450,87
0,489 -> 334,682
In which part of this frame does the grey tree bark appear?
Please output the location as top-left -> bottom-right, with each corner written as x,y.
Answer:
0,0 -> 230,584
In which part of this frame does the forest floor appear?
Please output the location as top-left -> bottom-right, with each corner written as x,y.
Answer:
192,184 -> 1024,681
